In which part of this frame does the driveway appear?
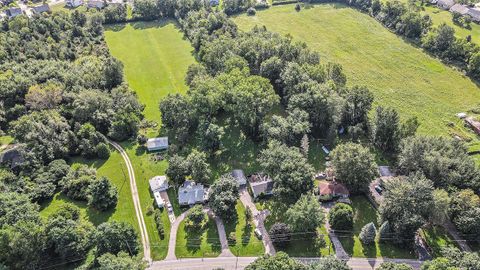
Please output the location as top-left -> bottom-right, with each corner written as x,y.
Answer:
166,210 -> 188,260
239,187 -> 276,255
159,191 -> 175,223
204,207 -> 234,257
442,220 -> 472,252
322,202 -> 349,260
108,140 -> 151,263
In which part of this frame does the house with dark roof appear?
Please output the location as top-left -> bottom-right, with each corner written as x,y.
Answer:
178,180 -> 209,206
318,180 -> 349,201
467,8 -> 480,22
450,3 -> 469,15
232,169 -> 247,187
87,0 -> 106,9
6,7 -> 22,18
437,0 -> 455,10
32,4 -> 50,15
66,0 -> 83,7
248,174 -> 274,199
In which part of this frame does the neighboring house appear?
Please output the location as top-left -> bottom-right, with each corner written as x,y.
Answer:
146,137 -> 168,152
450,3 -> 469,15
149,175 -> 169,192
465,117 -> 480,135
87,0 -> 105,9
0,147 -> 23,169
32,4 -> 50,15
66,0 -> 84,8
232,169 -> 247,187
6,7 -> 22,18
149,176 -> 168,208
178,180 -> 209,206
318,180 -> 349,201
467,8 -> 480,22
437,0 -> 455,10
430,0 -> 438,4
209,0 -> 219,6
249,174 -> 274,199
0,0 -> 13,6
378,166 -> 394,178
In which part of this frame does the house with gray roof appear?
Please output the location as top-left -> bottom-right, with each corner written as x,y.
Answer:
467,7 -> 480,22
149,175 -> 169,192
32,4 -> 50,15
249,173 -> 274,199
437,0 -> 455,10
6,7 -> 22,18
178,180 -> 209,206
450,3 -> 469,15
146,137 -> 168,152
87,0 -> 105,9
232,169 -> 247,186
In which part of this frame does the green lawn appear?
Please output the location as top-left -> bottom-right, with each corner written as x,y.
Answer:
0,135 -> 13,147
234,4 -> 480,139
255,199 -> 333,256
420,225 -> 458,257
224,201 -> 265,256
105,20 -> 196,259
40,146 -> 138,232
105,21 -> 195,135
337,196 -> 415,258
175,216 -> 222,258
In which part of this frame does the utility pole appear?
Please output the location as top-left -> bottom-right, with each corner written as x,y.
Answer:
235,247 -> 239,270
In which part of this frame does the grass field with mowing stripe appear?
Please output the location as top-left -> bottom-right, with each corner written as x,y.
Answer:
234,4 -> 480,139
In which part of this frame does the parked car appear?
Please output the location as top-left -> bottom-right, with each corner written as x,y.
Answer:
374,185 -> 383,194
254,228 -> 263,240
166,202 -> 173,212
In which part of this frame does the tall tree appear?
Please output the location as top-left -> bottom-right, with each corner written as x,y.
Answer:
286,193 -> 324,232
209,174 -> 239,221
372,106 -> 401,154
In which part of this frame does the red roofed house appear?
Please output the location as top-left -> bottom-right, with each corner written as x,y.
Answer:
318,180 -> 349,201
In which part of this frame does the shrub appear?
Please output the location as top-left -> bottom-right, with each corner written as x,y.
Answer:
137,134 -> 147,145
185,205 -> 205,229
96,143 -> 110,160
315,231 -> 327,249
146,205 -> 154,216
269,223 -> 291,247
378,221 -> 391,242
154,209 -> 164,237
359,222 -> 377,245
295,3 -> 301,11
328,203 -> 353,230
88,177 -> 118,211
247,7 -> 256,16
228,232 -> 237,245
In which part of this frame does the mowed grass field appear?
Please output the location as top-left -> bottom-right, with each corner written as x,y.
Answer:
105,20 -> 196,259
234,4 -> 480,138
105,21 -> 195,134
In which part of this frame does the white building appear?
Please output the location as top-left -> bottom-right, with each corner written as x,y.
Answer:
147,137 -> 168,152
149,176 -> 169,192
66,0 -> 83,8
178,181 -> 209,206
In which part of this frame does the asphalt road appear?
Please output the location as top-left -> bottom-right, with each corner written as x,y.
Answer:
149,257 -> 423,270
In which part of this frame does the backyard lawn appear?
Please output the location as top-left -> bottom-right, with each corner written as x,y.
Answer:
224,201 -> 265,256
234,4 -> 480,139
40,146 -> 139,232
0,135 -> 13,147
337,196 -> 415,258
420,225 -> 458,257
175,216 -> 222,258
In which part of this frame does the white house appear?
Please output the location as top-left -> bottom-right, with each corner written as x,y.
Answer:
149,175 -> 169,192
147,137 -> 168,152
178,181 -> 209,206
66,0 -> 84,7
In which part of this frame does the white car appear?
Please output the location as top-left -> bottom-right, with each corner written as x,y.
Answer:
166,202 -> 173,212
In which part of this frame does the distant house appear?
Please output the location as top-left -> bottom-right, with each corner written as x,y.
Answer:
318,181 -> 349,201
467,8 -> 480,22
232,169 -> 247,187
146,137 -> 168,152
66,0 -> 83,7
32,4 -> 50,15
149,176 -> 169,192
0,147 -> 23,169
378,166 -> 394,178
249,174 -> 274,199
0,0 -> 14,6
450,3 -> 469,15
209,0 -> 219,6
465,117 -> 480,135
178,180 -> 209,206
437,0 -> 455,10
87,0 -> 106,9
6,7 -> 22,18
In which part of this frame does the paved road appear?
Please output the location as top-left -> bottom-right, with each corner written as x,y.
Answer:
149,257 -> 423,270
442,220 -> 472,252
108,140 -> 151,263
239,187 -> 275,255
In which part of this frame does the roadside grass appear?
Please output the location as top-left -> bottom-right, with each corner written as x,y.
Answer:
175,216 -> 222,258
233,4 -> 480,139
39,146 -> 138,232
420,225 -> 458,257
337,196 -> 415,258
224,201 -> 265,256
105,20 -> 195,259
255,199 -> 333,256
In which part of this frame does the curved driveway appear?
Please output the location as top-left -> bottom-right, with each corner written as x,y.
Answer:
108,140 -> 151,263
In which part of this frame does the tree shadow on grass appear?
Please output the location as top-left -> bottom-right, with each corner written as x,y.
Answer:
206,219 -> 222,255
185,225 -> 202,255
241,222 -> 253,247
130,19 -> 171,30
